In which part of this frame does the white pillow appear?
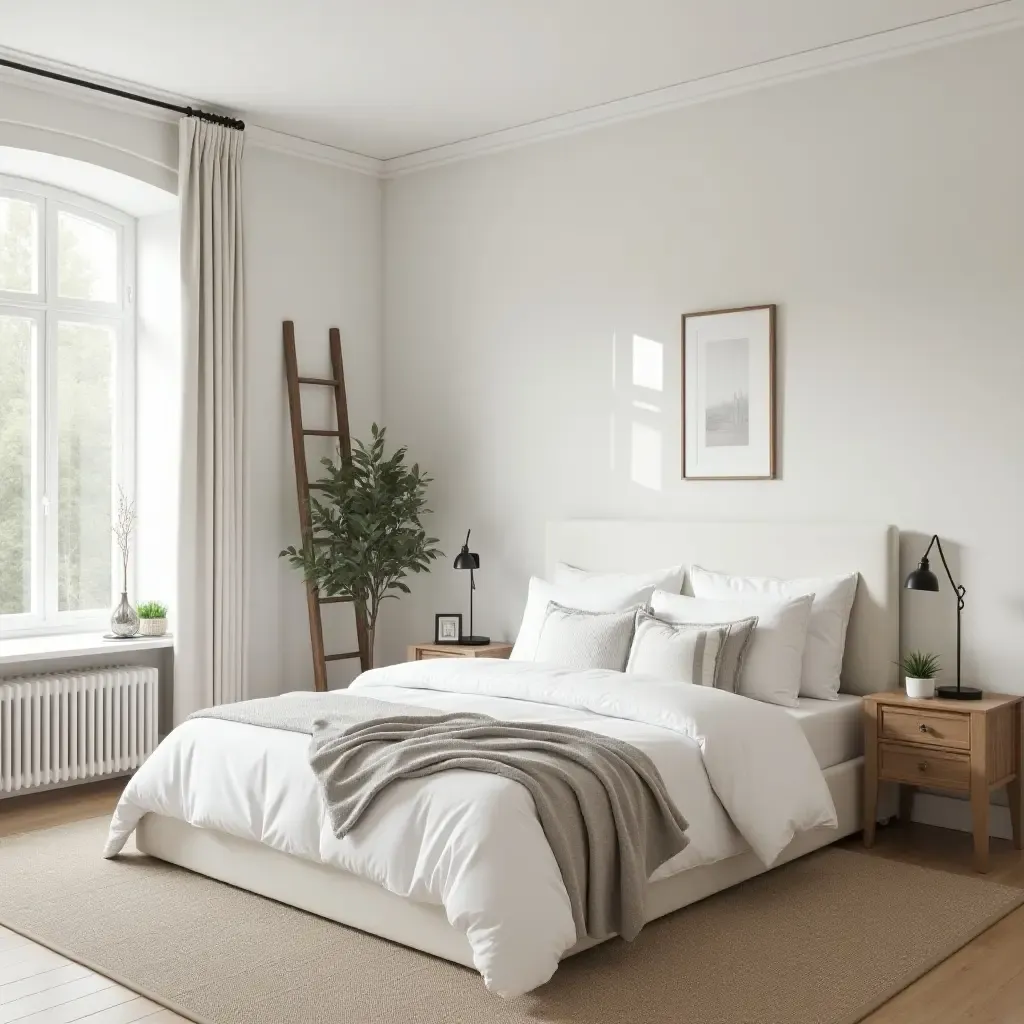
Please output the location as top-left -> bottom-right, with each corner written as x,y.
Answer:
510,576 -> 655,661
690,566 -> 858,700
650,590 -> 813,708
626,610 -> 726,687
554,562 -> 685,595
533,602 -> 636,672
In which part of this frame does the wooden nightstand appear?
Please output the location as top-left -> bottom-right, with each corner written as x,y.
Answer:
863,690 -> 1023,872
408,642 -> 513,662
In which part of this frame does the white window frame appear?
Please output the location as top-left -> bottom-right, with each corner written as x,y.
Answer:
0,175 -> 136,637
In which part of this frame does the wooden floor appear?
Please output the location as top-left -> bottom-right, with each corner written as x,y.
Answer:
0,780 -> 187,1023
3,783 -> 1024,1023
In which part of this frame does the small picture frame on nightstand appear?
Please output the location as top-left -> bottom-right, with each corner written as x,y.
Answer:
434,613 -> 463,645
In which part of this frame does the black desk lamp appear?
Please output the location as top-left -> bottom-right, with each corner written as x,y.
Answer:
904,534 -> 980,700
454,530 -> 490,646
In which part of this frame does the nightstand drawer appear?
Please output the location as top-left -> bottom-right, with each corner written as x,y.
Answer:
878,741 -> 970,791
409,642 -> 513,662
879,707 -> 970,750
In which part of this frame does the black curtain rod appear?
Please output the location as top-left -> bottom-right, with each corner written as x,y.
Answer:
0,57 -> 245,131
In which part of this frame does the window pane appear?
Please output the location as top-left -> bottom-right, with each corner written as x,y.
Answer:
57,320 -> 115,612
0,197 -> 39,294
0,315 -> 36,614
58,211 -> 118,303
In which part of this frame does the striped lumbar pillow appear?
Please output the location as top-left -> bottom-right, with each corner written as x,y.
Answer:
625,610 -> 727,687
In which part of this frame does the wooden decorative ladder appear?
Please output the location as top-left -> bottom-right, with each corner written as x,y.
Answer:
282,321 -> 370,692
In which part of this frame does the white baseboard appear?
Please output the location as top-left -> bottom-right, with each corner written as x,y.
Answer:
910,791 -> 1014,841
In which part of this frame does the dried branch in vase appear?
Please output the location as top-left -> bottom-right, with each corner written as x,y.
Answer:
112,487 -> 137,593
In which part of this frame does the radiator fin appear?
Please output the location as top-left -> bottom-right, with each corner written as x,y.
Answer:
0,667 -> 159,794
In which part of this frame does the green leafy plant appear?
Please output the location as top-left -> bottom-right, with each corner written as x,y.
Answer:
136,601 -> 168,619
896,650 -> 940,679
281,424 -> 442,668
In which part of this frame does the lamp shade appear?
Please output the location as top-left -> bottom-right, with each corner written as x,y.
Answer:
904,556 -> 940,592
453,550 -> 480,570
454,529 -> 480,571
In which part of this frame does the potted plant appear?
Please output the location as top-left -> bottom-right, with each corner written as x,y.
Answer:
137,601 -> 169,637
281,424 -> 442,670
897,650 -> 941,699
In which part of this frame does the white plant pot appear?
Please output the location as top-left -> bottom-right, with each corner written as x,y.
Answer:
138,618 -> 168,637
905,676 -> 935,699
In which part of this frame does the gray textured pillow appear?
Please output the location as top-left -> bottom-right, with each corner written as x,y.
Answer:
532,601 -> 637,671
626,610 -> 727,686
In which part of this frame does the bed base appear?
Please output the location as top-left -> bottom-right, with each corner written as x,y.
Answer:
136,756 -> 872,970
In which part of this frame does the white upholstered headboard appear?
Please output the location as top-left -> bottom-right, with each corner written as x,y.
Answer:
546,521 -> 899,696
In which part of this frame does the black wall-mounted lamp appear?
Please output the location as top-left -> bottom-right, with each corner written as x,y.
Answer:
454,530 -> 490,646
904,534 -> 980,700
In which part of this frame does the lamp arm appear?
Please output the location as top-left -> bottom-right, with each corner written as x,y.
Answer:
928,535 -> 966,610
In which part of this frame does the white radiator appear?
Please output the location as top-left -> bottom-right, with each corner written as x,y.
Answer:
0,667 -> 159,795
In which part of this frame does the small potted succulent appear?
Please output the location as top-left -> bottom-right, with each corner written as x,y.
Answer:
897,650 -> 941,699
137,601 -> 169,637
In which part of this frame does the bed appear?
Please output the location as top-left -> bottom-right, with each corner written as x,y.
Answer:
106,520 -> 899,996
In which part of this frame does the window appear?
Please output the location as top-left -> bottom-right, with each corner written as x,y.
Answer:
0,176 -> 135,634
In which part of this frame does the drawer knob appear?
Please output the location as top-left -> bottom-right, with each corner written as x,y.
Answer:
919,723 -> 930,734
918,761 -> 929,772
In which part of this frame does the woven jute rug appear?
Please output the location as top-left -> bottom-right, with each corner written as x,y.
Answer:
0,816 -> 1020,1024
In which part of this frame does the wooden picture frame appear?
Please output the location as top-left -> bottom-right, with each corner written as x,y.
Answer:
681,304 -> 776,480
434,613 -> 463,645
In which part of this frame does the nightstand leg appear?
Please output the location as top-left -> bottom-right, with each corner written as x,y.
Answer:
1012,703 -> 1023,851
863,773 -> 878,848
1008,776 -> 1022,850
971,778 -> 990,873
863,701 -> 878,848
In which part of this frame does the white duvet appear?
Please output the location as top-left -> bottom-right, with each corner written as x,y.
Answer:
105,659 -> 836,996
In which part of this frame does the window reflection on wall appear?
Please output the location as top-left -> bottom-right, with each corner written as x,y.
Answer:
632,335 -> 663,392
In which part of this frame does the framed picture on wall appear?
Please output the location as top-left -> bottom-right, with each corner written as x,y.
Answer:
681,304 -> 776,480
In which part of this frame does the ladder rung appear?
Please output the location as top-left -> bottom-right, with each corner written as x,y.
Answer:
303,429 -> 342,437
318,595 -> 353,604
325,651 -> 362,662
297,376 -> 340,386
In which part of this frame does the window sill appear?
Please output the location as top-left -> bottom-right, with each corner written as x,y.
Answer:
0,632 -> 174,668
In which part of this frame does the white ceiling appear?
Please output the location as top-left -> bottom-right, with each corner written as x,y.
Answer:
0,1 -> 1010,160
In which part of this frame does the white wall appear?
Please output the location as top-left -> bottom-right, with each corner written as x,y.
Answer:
243,147 -> 383,699
0,79 -> 177,192
381,30 -> 1024,685
1,78 -> 384,703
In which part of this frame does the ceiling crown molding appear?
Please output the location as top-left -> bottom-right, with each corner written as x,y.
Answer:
245,125 -> 383,176
381,1 -> 1024,178
0,45 -> 384,177
3,4 -> 1022,183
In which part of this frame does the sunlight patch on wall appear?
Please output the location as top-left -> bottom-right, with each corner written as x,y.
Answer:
631,421 -> 662,491
632,335 -> 663,392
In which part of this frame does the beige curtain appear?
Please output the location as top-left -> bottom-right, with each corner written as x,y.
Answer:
175,118 -> 246,722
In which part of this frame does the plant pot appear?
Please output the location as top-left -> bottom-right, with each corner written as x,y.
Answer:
905,676 -> 935,699
138,618 -> 168,637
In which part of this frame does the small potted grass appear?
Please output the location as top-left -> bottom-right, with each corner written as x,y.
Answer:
897,650 -> 940,699
137,601 -> 169,637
